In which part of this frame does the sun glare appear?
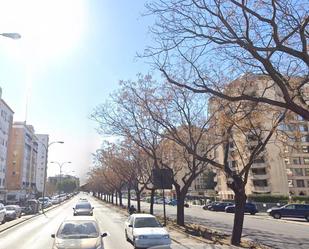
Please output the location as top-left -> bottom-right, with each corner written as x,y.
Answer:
0,0 -> 87,62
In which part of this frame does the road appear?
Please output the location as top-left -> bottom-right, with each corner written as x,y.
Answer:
0,195 -> 135,249
124,199 -> 309,249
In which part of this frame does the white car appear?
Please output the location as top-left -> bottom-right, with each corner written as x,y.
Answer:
125,214 -> 171,249
0,203 -> 6,224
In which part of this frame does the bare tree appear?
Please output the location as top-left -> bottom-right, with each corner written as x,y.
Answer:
144,0 -> 309,120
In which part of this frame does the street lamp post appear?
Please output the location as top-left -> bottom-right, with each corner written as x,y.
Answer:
50,161 -> 72,197
0,33 -> 21,39
40,141 -> 64,213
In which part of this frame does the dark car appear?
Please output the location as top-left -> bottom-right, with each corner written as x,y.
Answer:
51,217 -> 107,249
73,202 -> 94,216
203,202 -> 219,210
267,204 -> 309,221
208,202 -> 234,212
225,202 -> 258,215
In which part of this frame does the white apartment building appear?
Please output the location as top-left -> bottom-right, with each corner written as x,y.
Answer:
36,134 -> 49,193
0,88 -> 14,202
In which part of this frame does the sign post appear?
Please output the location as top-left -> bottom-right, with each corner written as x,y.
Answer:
152,168 -> 173,226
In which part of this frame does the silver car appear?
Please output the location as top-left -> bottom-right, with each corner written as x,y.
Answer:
73,202 -> 93,216
51,217 -> 107,249
5,205 -> 22,219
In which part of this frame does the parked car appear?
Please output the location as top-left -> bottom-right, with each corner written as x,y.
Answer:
208,202 -> 234,212
125,214 -> 171,249
0,203 -> 6,224
38,197 -> 52,208
51,196 -> 60,205
267,203 -> 309,221
225,202 -> 258,215
203,202 -> 219,210
73,202 -> 94,216
168,199 -> 178,206
5,205 -> 22,220
51,217 -> 107,249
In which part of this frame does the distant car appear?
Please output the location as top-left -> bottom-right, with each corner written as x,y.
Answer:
79,197 -> 89,202
267,204 -> 309,221
225,203 -> 258,215
51,217 -> 107,249
203,202 -> 219,210
73,202 -> 94,216
208,202 -> 234,212
168,199 -> 178,206
0,203 -> 6,224
5,205 -> 22,218
51,197 -> 60,205
38,197 -> 52,208
125,214 -> 171,249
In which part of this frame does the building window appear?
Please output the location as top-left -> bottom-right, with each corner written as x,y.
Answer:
253,157 -> 265,164
302,146 -> 309,153
252,168 -> 267,175
294,168 -> 304,176
292,157 -> 301,164
307,180 -> 309,187
305,169 -> 309,176
296,180 -> 305,188
253,179 -> 268,187
303,158 -> 309,165
301,135 -> 309,143
299,124 -> 309,132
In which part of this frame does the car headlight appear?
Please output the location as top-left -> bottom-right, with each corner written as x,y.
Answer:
266,209 -> 271,213
137,235 -> 147,239
162,235 -> 170,239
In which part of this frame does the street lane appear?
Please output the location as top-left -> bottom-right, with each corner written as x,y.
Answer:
123,199 -> 309,249
0,195 -> 133,249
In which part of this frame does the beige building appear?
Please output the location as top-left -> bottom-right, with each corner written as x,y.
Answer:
0,88 -> 14,202
212,74 -> 309,199
6,122 -> 39,201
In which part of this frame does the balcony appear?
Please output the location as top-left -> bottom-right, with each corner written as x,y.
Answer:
251,186 -> 271,194
251,173 -> 270,180
251,163 -> 267,169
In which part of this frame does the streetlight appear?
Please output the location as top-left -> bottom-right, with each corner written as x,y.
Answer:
0,33 -> 21,39
40,141 -> 64,213
50,161 -> 72,197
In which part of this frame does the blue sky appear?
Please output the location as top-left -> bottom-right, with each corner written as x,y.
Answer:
0,0 -> 154,183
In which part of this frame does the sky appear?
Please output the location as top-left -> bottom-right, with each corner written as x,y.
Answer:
0,0 -> 155,184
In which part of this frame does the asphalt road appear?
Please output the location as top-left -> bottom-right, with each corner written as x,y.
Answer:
124,199 -> 309,249
0,195 -> 134,249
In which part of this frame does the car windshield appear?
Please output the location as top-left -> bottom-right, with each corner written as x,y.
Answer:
57,221 -> 99,239
5,206 -> 15,210
134,217 -> 161,228
76,203 -> 91,209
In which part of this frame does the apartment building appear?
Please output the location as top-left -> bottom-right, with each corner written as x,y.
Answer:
36,134 -> 49,193
0,88 -> 14,202
212,74 -> 309,199
6,122 -> 39,202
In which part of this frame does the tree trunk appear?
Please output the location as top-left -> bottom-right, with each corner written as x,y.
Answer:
136,190 -> 141,213
111,193 -> 114,204
115,191 -> 118,206
176,191 -> 185,226
127,187 -> 131,209
231,187 -> 247,246
150,189 -> 155,215
119,191 -> 123,206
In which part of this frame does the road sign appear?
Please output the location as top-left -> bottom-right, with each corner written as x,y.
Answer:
152,168 -> 173,189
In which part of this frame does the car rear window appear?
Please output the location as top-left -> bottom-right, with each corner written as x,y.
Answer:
57,221 -> 99,238
134,217 -> 161,228
75,203 -> 91,209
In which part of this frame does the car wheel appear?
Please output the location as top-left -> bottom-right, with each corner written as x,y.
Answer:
125,230 -> 130,242
273,213 -> 281,219
305,214 -> 309,222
